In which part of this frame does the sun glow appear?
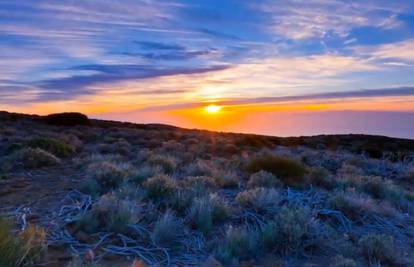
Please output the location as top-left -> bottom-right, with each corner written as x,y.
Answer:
204,104 -> 222,114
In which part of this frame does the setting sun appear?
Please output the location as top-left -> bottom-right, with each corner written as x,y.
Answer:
204,104 -> 222,114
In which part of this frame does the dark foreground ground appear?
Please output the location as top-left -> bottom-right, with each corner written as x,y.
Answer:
0,111 -> 414,267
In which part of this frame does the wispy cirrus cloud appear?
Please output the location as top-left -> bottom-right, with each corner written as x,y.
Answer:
1,0 -> 414,120
0,64 -> 231,103
353,39 -> 414,62
252,0 -> 410,40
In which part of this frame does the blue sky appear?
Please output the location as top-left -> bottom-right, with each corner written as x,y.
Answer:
1,0 -> 414,137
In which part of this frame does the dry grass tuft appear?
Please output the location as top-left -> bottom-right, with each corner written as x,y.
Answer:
236,188 -> 280,213
358,234 -> 398,265
152,211 -> 184,248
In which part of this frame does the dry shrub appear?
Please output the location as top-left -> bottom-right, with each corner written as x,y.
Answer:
27,137 -> 75,157
0,218 -> 47,266
128,165 -> 159,185
184,160 -> 216,177
328,191 -> 376,221
337,164 -> 364,188
187,194 -> 230,234
262,205 -> 313,254
215,172 -> 239,188
307,167 -> 335,189
247,171 -> 282,188
14,148 -> 60,168
143,174 -> 177,199
148,154 -> 177,174
361,176 -> 403,202
85,161 -> 131,194
98,139 -> 131,156
76,194 -> 138,234
182,176 -> 217,195
246,155 -> 307,186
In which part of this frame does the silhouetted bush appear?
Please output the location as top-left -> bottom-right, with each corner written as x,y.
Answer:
235,135 -> 273,148
43,112 -> 91,126
246,155 -> 307,186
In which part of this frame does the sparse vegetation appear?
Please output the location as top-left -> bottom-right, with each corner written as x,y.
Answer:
1,111 -> 413,266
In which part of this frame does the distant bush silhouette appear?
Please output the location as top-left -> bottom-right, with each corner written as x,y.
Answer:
246,155 -> 307,186
235,135 -> 273,148
43,112 -> 91,126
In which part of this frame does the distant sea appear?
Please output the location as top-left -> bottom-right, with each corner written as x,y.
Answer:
97,110 -> 414,140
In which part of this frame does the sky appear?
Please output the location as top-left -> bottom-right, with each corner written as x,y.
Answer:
1,0 -> 414,138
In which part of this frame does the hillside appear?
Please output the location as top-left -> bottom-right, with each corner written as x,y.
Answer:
1,111 -> 414,267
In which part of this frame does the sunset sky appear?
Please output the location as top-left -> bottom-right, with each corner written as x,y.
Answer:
1,1 -> 414,138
